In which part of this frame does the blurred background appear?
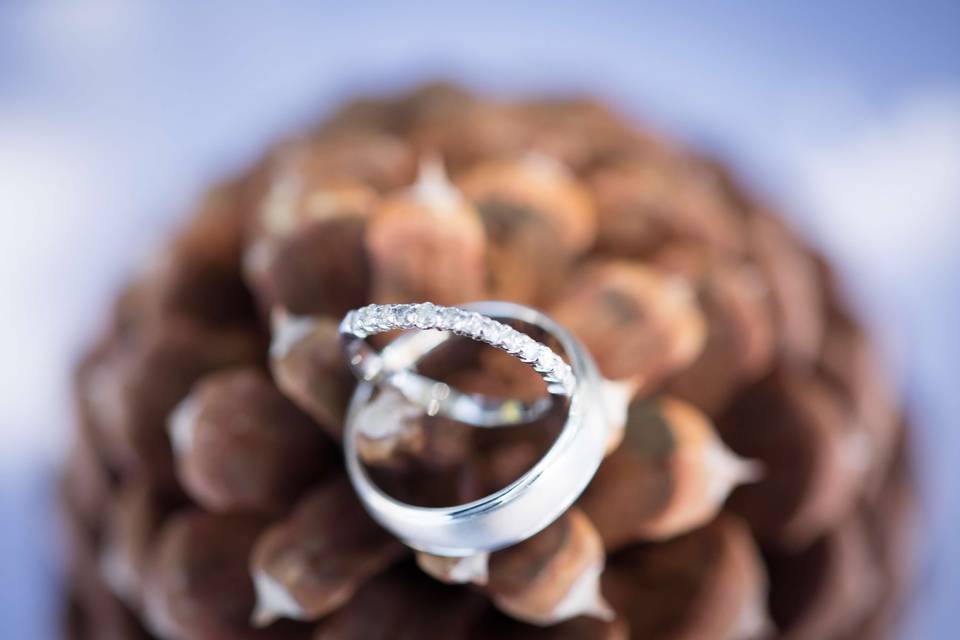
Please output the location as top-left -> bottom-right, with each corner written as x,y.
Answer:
0,2 -> 957,638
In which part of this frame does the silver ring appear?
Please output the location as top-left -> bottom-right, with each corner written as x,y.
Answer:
340,302 -> 573,426
341,301 -> 609,556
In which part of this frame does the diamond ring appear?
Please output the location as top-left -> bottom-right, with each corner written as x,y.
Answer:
340,301 -> 610,556
340,302 -> 574,426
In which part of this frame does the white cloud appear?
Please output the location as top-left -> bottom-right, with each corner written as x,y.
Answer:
788,88 -> 960,282
0,113 -> 103,468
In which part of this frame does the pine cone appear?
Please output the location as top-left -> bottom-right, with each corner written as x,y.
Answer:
62,84 -> 915,639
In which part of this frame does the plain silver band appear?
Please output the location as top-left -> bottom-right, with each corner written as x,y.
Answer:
340,302 -> 573,427
343,301 -> 609,556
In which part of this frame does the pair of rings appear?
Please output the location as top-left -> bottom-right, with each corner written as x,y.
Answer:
340,301 -> 610,558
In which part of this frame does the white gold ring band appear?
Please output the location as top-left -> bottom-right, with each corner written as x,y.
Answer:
340,301 -> 609,556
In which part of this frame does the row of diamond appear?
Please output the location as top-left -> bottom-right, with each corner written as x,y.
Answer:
341,303 -> 576,395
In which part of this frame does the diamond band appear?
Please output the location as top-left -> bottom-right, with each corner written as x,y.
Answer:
341,303 -> 576,395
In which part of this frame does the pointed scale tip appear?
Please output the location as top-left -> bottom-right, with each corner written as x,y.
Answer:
250,571 -> 304,627
416,551 -> 490,586
412,155 -> 462,214
268,307 -> 317,361
600,377 -> 642,454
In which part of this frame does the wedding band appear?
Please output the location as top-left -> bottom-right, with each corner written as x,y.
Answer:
341,301 -> 609,556
340,302 -> 573,426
